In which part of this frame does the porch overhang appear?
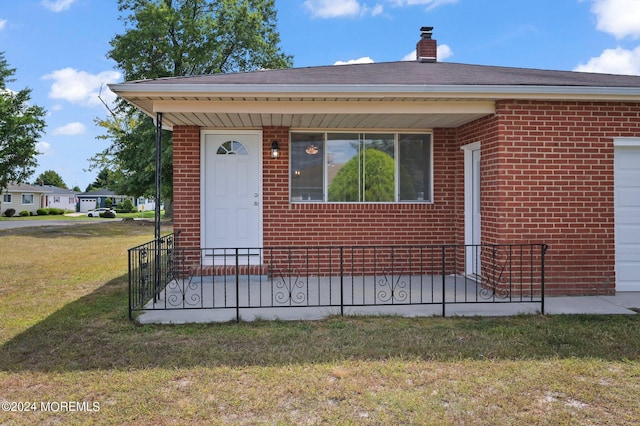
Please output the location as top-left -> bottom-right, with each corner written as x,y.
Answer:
109,82 -> 640,130
149,99 -> 495,129
110,91 -> 496,130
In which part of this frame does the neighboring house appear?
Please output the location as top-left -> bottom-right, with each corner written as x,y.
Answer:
78,189 -> 130,213
1,183 -> 49,216
109,27 -> 640,295
40,185 -> 78,212
134,197 -> 157,212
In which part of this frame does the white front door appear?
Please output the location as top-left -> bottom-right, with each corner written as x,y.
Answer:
614,139 -> 640,291
463,142 -> 481,276
202,132 -> 262,260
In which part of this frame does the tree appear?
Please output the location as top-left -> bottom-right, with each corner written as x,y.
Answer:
328,149 -> 396,202
92,0 -> 293,212
33,170 -> 67,188
0,52 -> 46,192
85,168 -> 116,192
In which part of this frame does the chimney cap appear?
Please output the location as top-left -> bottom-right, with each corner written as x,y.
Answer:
420,26 -> 434,38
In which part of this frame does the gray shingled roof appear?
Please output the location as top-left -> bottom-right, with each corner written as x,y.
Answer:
4,182 -> 51,193
122,61 -> 640,88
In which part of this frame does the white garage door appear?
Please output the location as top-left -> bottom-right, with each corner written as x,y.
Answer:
79,198 -> 97,213
614,140 -> 640,291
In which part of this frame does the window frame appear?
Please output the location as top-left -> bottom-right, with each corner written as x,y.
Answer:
289,131 -> 433,204
2,193 -> 11,203
21,193 -> 34,205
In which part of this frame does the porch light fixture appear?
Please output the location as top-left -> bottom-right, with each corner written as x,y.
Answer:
305,144 -> 319,155
271,141 -> 280,158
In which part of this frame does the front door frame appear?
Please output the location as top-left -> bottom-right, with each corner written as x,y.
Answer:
462,141 -> 481,276
200,129 -> 264,257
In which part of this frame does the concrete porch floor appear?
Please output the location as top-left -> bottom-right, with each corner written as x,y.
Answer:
134,275 -> 640,324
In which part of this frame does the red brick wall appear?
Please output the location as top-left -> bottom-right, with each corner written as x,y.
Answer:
486,100 -> 640,295
262,127 -> 463,247
172,126 -> 201,249
172,100 -> 640,295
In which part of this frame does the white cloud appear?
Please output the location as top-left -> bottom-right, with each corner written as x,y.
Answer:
304,0 -> 364,18
42,0 -> 77,12
574,46 -> 640,75
387,0 -> 458,10
0,19 -> 7,30
36,141 -> 52,156
371,4 -> 384,15
304,0 -> 456,18
334,56 -> 375,65
588,0 -> 640,39
52,122 -> 86,136
401,44 -> 453,61
42,68 -> 121,107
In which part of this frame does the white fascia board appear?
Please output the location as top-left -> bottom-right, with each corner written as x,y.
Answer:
108,83 -> 640,100
151,99 -> 496,115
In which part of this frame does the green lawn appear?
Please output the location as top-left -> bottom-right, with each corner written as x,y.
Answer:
1,222 -> 639,424
0,210 -> 162,220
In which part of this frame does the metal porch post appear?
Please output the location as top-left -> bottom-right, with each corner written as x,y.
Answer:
154,112 -> 163,297
155,112 -> 163,243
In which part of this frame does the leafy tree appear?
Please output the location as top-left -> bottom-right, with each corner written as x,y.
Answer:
86,168 -> 117,192
92,0 -> 293,213
0,52 -> 46,192
33,170 -> 67,188
328,149 -> 396,202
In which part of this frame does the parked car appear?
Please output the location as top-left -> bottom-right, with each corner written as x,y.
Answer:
87,208 -> 116,218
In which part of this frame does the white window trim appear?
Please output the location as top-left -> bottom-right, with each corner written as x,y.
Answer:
21,193 -> 34,205
290,131 -> 434,204
614,138 -> 640,147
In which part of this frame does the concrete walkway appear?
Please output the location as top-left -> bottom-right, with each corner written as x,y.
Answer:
545,293 -> 640,315
137,292 -> 640,324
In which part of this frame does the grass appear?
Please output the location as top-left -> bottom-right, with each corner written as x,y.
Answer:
0,210 -> 162,221
1,222 -> 639,424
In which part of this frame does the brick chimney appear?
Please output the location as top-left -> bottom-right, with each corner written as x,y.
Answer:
417,26 -> 437,63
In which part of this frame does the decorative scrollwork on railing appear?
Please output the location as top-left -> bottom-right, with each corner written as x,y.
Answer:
270,257 -> 308,305
479,285 -> 510,300
377,271 -> 409,303
165,276 -> 201,307
273,275 -> 307,305
164,235 -> 175,283
478,245 -> 511,300
137,247 -> 150,304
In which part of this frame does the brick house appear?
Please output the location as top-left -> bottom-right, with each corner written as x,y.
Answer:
110,28 -> 640,296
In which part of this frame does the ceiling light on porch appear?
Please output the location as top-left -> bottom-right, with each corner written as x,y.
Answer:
305,144 -> 319,155
271,141 -> 280,159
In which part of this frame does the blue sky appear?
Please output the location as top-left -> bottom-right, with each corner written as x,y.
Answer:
1,0 -> 640,191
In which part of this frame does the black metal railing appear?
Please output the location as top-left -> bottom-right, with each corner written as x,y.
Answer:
127,233 -> 175,319
128,239 -> 548,321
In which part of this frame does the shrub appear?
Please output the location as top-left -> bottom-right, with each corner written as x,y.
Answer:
37,208 -> 49,216
121,198 -> 134,213
19,210 -> 30,217
4,208 -> 16,217
49,208 -> 64,215
104,198 -> 113,208
100,210 -> 117,218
